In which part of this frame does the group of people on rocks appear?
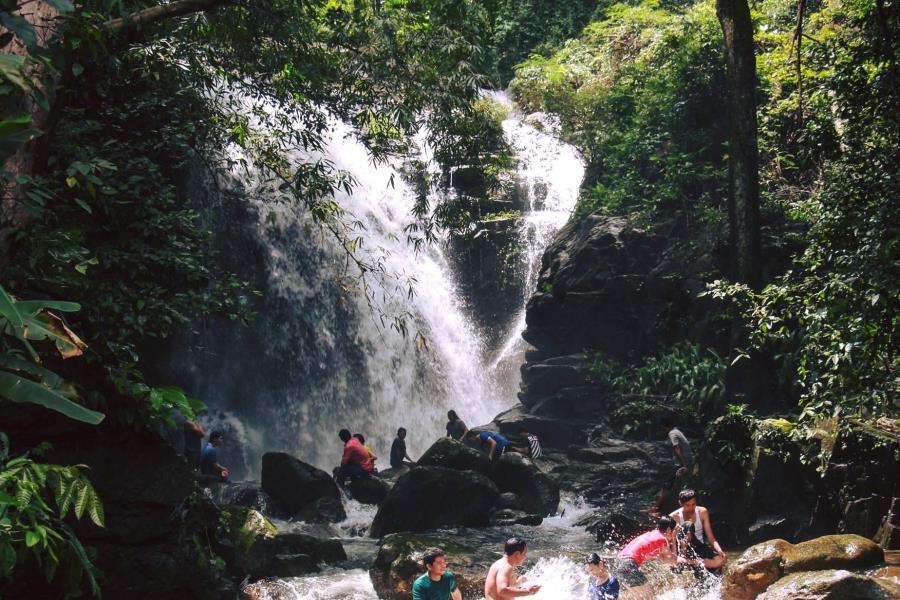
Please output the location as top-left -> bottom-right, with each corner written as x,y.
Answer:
334,409 -> 545,492
413,489 -> 724,600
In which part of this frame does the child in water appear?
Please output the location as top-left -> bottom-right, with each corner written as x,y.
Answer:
585,553 -> 619,600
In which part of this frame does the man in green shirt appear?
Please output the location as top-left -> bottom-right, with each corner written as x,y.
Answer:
412,547 -> 462,600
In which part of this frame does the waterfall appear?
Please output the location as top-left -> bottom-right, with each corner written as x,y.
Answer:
483,91 -> 585,399
165,92 -> 584,479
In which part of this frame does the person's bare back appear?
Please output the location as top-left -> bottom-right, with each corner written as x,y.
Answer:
484,557 -> 513,600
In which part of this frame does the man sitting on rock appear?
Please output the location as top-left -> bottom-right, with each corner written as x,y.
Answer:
200,430 -> 228,481
468,430 -> 511,462
613,516 -> 679,593
484,537 -> 541,599
335,428 -> 374,488
669,488 -> 726,570
412,547 -> 461,600
390,427 -> 415,469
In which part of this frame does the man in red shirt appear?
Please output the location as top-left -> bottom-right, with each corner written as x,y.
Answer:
335,428 -> 373,487
613,517 -> 679,592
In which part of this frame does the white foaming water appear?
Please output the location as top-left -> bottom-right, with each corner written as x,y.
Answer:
483,91 -> 585,397
244,569 -> 377,600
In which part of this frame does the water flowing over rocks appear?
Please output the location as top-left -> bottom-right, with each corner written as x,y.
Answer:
369,532 -> 495,600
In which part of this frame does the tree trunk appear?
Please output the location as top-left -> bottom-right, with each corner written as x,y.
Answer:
717,0 -> 766,408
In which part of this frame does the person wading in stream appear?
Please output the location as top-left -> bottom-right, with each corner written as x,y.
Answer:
412,547 -> 462,600
585,552 -> 620,599
484,537 -> 541,599
613,516 -> 679,596
669,488 -> 726,570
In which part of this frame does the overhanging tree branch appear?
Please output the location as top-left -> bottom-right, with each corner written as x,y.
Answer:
101,0 -> 232,34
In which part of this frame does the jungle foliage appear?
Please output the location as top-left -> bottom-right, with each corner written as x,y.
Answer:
511,0 -> 898,425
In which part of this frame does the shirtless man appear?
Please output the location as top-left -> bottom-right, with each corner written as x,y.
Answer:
484,538 -> 541,599
668,488 -> 726,569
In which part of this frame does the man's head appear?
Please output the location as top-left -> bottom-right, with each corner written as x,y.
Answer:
353,433 -> 366,444
660,415 -> 675,431
466,430 -> 481,443
584,552 -> 609,579
397,427 -> 407,439
678,488 -> 698,512
422,547 -> 447,579
209,431 -> 224,446
517,427 -> 531,437
447,410 -> 458,421
339,429 -> 352,443
504,537 -> 528,565
657,516 -> 677,541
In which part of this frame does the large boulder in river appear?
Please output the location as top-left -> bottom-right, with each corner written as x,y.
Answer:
493,404 -> 582,448
261,452 -> 344,521
369,532 -> 494,600
723,535 -> 885,600
347,473 -> 392,505
758,569 -> 900,600
491,453 -> 559,516
416,438 -> 492,476
369,466 -> 499,538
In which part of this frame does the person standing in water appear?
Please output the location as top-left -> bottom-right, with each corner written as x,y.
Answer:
613,517 -> 679,593
650,417 -> 693,516
412,547 -> 461,600
484,537 -> 541,599
585,553 -> 619,600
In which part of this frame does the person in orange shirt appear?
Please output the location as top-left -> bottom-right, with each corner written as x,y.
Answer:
335,429 -> 372,487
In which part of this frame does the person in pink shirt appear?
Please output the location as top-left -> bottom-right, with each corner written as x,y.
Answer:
335,428 -> 373,487
612,517 -> 678,593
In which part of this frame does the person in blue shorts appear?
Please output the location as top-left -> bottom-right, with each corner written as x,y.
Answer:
412,547 -> 461,600
468,430 -> 511,461
585,553 -> 619,599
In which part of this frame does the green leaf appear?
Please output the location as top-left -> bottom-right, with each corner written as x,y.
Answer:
74,197 -> 92,213
25,530 -> 39,548
46,0 -> 75,13
74,481 -> 89,519
0,54 -> 29,93
0,371 -> 104,424
0,13 -> 36,49
0,542 -> 15,578
12,299 -> 81,314
0,284 -> 24,330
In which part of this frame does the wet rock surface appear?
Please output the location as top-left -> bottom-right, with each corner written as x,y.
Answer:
416,437 -> 493,476
369,466 -> 500,537
261,452 -> 344,521
757,569 -> 900,599
723,534 -> 886,600
491,452 -> 560,516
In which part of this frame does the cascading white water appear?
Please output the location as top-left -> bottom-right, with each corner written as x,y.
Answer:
482,91 -> 585,398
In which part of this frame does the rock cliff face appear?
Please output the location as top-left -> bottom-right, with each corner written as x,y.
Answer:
518,214 -> 719,414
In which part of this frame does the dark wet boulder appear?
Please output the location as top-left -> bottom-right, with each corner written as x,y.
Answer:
489,509 -> 543,527
416,437 -> 493,476
369,532 -> 494,600
497,492 -> 522,510
261,453 -> 342,519
493,404 -> 581,449
369,466 -> 499,538
758,569 -> 900,600
575,508 -> 651,545
347,473 -> 392,505
293,496 -> 346,524
205,481 -> 283,516
491,452 -> 559,516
